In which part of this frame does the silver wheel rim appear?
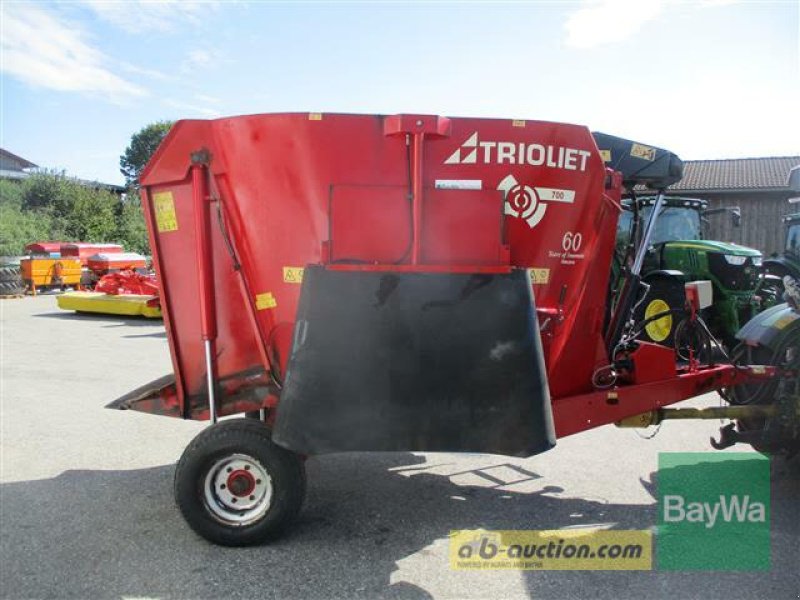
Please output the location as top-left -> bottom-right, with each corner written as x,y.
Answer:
203,453 -> 273,526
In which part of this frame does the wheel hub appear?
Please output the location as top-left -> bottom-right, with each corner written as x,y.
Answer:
227,469 -> 256,497
203,453 -> 273,525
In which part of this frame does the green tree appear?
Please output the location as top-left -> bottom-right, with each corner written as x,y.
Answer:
64,186 -> 119,242
120,121 -> 173,187
115,192 -> 150,254
0,180 -> 54,256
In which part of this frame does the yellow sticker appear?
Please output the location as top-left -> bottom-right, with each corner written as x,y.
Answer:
308,113 -> 323,121
599,150 -> 612,162
283,267 -> 305,284
512,120 -> 526,128
255,292 -> 277,310
630,143 -> 656,161
528,268 -> 550,285
153,191 -> 178,232
774,315 -> 796,330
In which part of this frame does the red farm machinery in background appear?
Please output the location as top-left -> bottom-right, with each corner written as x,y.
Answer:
107,113 -> 799,546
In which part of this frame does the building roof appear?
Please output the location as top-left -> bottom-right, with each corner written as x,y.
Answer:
670,156 -> 800,192
0,148 -> 38,170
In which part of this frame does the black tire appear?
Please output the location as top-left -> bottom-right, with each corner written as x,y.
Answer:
0,266 -> 21,283
174,419 -> 306,546
0,279 -> 24,295
728,338 -> 800,455
635,277 -> 686,347
728,342 -> 781,406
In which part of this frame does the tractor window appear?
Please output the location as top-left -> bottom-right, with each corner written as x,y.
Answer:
616,210 -> 633,248
642,206 -> 701,245
787,223 -> 800,255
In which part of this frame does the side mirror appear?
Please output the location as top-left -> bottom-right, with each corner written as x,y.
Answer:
732,207 -> 741,228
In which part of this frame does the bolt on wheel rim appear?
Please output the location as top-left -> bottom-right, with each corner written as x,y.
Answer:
203,453 -> 273,526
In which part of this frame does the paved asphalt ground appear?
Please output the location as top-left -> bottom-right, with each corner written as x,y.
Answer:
1,295 -> 798,599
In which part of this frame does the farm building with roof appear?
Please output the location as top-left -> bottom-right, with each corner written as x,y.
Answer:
665,156 -> 799,255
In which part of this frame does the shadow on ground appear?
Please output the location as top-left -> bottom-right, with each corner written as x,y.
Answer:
0,454 -> 797,600
34,310 -> 163,328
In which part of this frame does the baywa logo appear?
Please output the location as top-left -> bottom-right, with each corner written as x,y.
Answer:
657,452 -> 770,571
663,494 -> 766,529
443,132 -> 591,172
497,174 -> 575,229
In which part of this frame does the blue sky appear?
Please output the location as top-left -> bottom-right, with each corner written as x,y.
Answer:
1,0 -> 798,185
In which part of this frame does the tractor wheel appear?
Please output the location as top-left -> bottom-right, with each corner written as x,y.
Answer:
728,338 -> 800,455
728,342 -> 781,406
635,277 -> 685,347
0,266 -> 24,295
174,419 -> 306,546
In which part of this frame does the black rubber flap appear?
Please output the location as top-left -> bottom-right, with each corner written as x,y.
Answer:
273,267 -> 555,457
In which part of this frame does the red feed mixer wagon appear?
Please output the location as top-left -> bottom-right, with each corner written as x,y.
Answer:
109,113 -> 799,546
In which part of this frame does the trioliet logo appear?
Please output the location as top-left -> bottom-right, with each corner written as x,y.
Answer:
496,174 -> 575,229
444,132 -> 592,171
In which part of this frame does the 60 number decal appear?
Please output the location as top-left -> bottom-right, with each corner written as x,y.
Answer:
562,231 -> 583,253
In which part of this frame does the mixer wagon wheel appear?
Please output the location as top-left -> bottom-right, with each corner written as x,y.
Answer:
174,419 -> 306,546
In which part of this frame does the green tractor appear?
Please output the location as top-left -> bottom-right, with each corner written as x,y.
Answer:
615,196 -> 766,349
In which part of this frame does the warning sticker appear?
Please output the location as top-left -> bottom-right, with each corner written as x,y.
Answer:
630,143 -> 656,161
153,191 -> 178,232
599,150 -> 612,162
255,292 -> 277,310
774,314 -> 797,330
308,113 -> 323,121
283,267 -> 305,284
528,268 -> 550,285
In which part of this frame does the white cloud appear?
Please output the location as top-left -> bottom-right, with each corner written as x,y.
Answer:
0,3 -> 146,102
182,48 -> 222,72
163,98 -> 221,118
119,62 -> 171,82
564,0 -> 665,49
81,0 -> 219,34
194,93 -> 222,104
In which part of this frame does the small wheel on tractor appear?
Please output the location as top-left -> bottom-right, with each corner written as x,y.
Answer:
174,418 -> 306,546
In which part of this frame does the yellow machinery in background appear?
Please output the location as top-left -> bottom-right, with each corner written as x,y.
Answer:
20,257 -> 82,295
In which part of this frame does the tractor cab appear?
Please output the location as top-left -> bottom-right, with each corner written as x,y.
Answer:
784,214 -> 800,258
616,195 -> 763,347
618,196 -> 762,282
762,165 -> 800,292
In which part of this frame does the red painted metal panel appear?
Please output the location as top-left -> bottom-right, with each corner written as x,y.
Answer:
329,185 -> 410,264
61,243 -> 124,261
140,113 -> 620,422
24,241 -> 65,254
420,188 -> 505,265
